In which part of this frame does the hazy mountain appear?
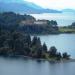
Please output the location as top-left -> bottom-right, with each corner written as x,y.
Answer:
0,0 -> 61,14
0,0 -> 25,3
62,9 -> 75,12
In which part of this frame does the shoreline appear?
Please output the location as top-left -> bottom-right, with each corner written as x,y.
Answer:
30,33 -> 75,36
2,55 -> 75,63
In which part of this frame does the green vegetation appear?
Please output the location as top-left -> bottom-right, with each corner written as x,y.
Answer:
0,26 -> 70,60
59,22 -> 75,33
0,12 -> 75,34
0,12 -> 59,34
59,27 -> 75,33
0,12 -> 72,61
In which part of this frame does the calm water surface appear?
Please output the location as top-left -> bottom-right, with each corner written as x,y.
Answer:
0,34 -> 75,75
0,57 -> 75,75
31,13 -> 75,57
32,34 -> 75,58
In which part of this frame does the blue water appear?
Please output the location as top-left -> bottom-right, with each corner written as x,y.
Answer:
31,12 -> 75,26
0,57 -> 75,75
32,34 -> 75,58
0,34 -> 75,75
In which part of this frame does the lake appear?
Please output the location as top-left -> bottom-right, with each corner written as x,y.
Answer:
31,12 -> 75,26
0,57 -> 75,75
32,34 -> 75,58
0,34 -> 75,75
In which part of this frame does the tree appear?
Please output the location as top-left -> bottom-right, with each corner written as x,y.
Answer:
72,22 -> 75,26
31,36 -> 38,47
49,46 -> 57,57
50,20 -> 57,25
25,34 -> 31,46
24,43 -> 31,56
35,43 -> 43,58
0,34 -> 7,47
56,52 -> 62,60
42,43 -> 47,52
37,37 -> 41,46
0,47 -> 9,56
62,52 -> 70,59
31,36 -> 43,58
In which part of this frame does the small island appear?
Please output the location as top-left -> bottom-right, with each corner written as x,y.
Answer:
0,12 -> 74,62
0,0 -> 75,75
0,28 -> 70,61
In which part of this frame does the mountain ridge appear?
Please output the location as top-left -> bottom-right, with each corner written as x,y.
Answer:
0,1 -> 62,14
62,9 -> 75,12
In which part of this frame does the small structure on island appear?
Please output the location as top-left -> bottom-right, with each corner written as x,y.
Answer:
20,19 -> 34,26
20,19 -> 48,26
34,20 -> 48,25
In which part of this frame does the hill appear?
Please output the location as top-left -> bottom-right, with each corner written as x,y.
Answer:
0,0 -> 61,14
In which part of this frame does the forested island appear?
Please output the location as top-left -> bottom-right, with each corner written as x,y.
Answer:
0,27 -> 70,61
0,12 -> 59,34
0,12 -> 75,35
0,12 -> 73,61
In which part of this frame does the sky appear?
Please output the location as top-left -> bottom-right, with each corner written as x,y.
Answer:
25,0 -> 75,10
0,0 -> 75,10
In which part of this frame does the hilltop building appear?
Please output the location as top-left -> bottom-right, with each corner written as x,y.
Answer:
20,19 -> 48,26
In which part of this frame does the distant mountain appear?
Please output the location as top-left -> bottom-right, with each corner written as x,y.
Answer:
62,9 -> 75,12
0,0 -> 61,14
0,0 -> 24,3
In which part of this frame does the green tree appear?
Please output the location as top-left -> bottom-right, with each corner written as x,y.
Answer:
42,43 -> 47,53
56,52 -> 62,60
49,46 -> 57,57
50,20 -> 57,25
62,52 -> 70,59
31,36 -> 38,47
25,34 -> 31,46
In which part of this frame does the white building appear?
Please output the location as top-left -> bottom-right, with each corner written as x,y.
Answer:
20,19 -> 48,26
34,20 -> 48,25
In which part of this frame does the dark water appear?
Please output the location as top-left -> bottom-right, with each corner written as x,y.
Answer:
0,57 -> 75,75
32,34 -> 75,58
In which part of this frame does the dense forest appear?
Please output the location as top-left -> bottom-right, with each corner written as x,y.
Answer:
0,12 -> 59,34
0,12 -> 71,60
0,26 -> 70,60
